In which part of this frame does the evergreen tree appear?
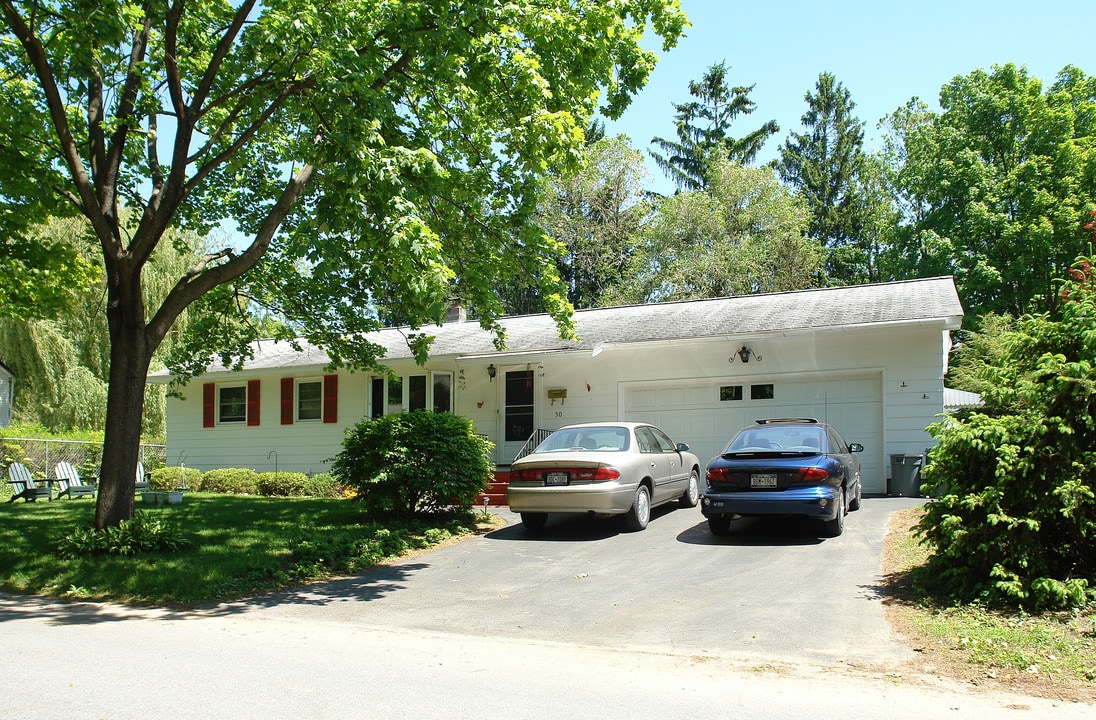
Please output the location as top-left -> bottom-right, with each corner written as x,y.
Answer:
778,72 -> 871,283
650,61 -> 778,192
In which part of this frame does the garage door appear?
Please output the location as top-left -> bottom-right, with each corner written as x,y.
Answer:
622,374 -> 885,493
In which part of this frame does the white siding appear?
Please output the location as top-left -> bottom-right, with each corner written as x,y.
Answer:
162,321 -> 953,492
165,370 -> 366,474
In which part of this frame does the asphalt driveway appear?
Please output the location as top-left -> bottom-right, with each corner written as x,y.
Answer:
235,495 -> 925,667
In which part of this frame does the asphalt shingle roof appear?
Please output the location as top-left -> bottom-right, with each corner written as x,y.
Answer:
157,277 -> 963,376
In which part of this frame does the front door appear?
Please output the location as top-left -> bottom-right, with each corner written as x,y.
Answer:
499,367 -> 536,464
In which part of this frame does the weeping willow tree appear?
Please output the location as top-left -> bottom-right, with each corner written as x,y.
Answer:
0,215 -> 215,438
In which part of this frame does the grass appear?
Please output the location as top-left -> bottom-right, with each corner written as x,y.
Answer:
882,506 -> 1096,703
0,493 -> 492,606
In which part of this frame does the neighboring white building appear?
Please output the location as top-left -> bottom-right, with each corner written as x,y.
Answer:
148,277 -> 964,494
0,362 -> 12,427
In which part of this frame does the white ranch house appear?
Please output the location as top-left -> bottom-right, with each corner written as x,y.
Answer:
150,276 -> 964,496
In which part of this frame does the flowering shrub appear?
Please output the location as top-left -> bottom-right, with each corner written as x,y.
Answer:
918,232 -> 1096,610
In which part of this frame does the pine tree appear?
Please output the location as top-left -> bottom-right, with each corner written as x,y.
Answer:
650,61 -> 778,192
778,73 -> 871,283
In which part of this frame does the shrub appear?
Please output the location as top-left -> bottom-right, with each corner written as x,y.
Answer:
918,246 -> 1096,610
56,511 -> 190,557
333,411 -> 494,518
303,472 -> 342,499
149,466 -> 203,491
200,468 -> 259,495
257,471 -> 309,497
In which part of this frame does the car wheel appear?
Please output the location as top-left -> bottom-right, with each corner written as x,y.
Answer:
707,515 -> 731,535
848,479 -> 862,511
623,485 -> 651,532
678,470 -> 700,508
822,487 -> 846,537
520,512 -> 548,531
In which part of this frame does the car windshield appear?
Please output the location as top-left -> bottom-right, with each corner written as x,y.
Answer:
724,426 -> 824,454
535,426 -> 630,453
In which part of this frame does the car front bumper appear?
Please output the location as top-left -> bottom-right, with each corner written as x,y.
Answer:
506,481 -> 637,515
700,485 -> 841,520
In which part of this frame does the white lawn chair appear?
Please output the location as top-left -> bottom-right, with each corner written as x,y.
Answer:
134,461 -> 150,491
54,461 -> 97,500
6,462 -> 52,502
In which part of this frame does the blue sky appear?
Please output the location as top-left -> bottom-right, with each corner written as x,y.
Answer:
605,0 -> 1096,195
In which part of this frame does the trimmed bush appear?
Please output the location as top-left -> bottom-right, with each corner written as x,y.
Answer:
149,466 -> 202,491
302,472 -> 342,499
257,471 -> 309,497
200,468 -> 259,495
333,411 -> 494,517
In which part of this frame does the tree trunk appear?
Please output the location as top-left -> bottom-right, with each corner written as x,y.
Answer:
95,293 -> 154,530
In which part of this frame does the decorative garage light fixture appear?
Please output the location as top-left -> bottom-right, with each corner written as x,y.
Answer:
729,345 -> 761,364
487,364 -> 497,380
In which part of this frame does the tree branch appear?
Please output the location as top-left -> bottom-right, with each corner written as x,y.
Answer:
0,0 -> 113,249
145,162 -> 315,348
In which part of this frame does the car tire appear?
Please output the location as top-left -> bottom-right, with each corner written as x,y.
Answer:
520,512 -> 548,531
623,485 -> 651,532
822,487 -> 846,537
678,470 -> 700,508
848,479 -> 862,511
707,515 -> 731,535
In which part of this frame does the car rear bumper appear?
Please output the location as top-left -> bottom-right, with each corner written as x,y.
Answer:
506,482 -> 636,515
700,485 -> 841,520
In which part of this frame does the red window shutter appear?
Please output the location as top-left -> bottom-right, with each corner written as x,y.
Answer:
203,383 -> 215,428
323,374 -> 338,423
247,380 -> 260,426
281,378 -> 294,425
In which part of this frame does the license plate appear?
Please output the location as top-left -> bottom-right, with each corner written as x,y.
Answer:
545,472 -> 569,486
751,473 -> 777,488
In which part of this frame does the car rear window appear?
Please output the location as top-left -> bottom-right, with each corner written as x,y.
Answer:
724,426 -> 824,453
536,427 -> 630,452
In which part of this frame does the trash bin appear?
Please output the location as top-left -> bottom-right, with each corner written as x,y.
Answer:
889,453 -> 923,497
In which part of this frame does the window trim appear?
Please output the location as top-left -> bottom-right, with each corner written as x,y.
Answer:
295,377 -> 323,422
217,383 -> 248,425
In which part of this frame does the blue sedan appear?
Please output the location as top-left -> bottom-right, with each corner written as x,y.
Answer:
700,418 -> 863,537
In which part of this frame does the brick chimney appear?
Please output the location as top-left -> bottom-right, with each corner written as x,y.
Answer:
445,301 -> 467,323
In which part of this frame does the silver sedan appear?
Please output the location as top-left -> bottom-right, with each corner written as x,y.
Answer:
506,422 -> 702,531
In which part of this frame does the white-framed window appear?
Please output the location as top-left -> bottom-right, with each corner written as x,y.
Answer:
370,371 -> 455,416
218,384 -> 247,424
432,372 -> 452,413
296,378 -> 323,421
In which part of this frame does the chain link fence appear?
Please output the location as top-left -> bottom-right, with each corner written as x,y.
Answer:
1,437 -> 166,484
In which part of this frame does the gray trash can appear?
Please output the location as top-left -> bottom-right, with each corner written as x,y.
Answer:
889,453 -> 923,497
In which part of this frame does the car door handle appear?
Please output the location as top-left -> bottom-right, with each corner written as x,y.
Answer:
650,463 -> 657,468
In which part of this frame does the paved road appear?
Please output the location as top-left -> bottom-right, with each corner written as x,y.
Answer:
3,497 -> 1095,719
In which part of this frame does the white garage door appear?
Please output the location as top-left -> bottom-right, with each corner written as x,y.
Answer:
623,374 -> 885,493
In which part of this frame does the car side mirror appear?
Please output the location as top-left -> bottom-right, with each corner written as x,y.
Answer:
676,442 -> 690,452
849,443 -> 864,453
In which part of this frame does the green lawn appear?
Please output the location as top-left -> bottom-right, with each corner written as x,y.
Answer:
0,493 -> 483,606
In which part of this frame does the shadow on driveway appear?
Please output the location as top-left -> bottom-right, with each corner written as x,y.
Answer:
677,515 -> 827,547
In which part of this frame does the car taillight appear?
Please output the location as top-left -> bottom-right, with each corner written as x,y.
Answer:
706,467 -> 731,482
510,467 -> 620,482
798,467 -> 829,483
578,467 -> 620,482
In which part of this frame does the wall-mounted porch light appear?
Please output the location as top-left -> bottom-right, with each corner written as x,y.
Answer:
729,345 -> 761,363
